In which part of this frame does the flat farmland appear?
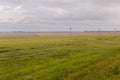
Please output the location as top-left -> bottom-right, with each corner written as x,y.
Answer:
0,32 -> 120,80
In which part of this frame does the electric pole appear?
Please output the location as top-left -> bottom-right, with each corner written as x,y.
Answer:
69,27 -> 72,41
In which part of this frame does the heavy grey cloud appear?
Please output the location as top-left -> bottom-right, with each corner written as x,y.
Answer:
0,0 -> 120,31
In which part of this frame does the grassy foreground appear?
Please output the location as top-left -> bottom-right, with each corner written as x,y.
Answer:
0,33 -> 120,80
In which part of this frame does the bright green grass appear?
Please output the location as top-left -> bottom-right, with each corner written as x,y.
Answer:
0,34 -> 120,80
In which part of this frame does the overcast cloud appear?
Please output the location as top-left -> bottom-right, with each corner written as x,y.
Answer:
0,0 -> 120,32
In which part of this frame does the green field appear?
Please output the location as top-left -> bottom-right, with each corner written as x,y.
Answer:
0,33 -> 120,80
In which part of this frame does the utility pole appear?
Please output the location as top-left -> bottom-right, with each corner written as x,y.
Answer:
114,28 -> 117,36
98,28 -> 101,36
69,27 -> 72,41
114,28 -> 116,32
99,28 -> 101,32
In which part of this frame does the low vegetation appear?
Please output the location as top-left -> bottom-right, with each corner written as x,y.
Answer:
0,33 -> 120,80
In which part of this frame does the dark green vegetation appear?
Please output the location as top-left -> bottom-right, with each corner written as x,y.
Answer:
0,33 -> 120,80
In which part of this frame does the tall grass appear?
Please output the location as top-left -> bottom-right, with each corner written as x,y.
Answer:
0,34 -> 120,80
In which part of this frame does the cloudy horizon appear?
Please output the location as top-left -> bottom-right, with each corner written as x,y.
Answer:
0,0 -> 120,32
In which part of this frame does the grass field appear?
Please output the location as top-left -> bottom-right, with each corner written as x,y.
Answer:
0,32 -> 120,80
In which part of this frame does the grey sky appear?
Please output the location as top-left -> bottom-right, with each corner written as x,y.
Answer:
0,0 -> 120,32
